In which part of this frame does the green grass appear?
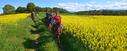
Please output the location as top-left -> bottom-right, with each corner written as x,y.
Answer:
60,32 -> 85,51
38,22 -> 59,51
0,17 -> 34,51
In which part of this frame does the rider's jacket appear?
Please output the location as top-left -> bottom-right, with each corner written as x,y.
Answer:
53,16 -> 61,24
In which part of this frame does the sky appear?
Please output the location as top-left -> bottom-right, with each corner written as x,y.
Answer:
0,0 -> 127,13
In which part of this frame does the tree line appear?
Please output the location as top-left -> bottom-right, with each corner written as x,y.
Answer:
2,2 -> 127,15
2,2 -> 69,14
74,10 -> 127,15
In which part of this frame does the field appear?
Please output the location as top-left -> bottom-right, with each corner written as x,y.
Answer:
0,13 -> 29,24
0,13 -> 34,51
0,13 -> 59,51
61,15 -> 127,51
0,13 -> 127,51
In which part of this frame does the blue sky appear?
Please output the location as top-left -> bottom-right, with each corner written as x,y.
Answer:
0,0 -> 127,13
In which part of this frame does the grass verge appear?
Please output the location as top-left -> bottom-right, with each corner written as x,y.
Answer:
0,16 -> 34,51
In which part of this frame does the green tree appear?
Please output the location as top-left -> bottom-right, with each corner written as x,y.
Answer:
35,6 -> 43,12
16,6 -> 26,13
42,7 -> 52,12
27,2 -> 36,12
3,4 -> 15,14
53,7 -> 69,13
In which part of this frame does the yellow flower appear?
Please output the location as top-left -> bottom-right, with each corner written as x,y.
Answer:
0,13 -> 29,24
62,15 -> 127,50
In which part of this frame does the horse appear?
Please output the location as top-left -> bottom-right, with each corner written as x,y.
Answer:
48,23 -> 64,43
54,24 -> 64,43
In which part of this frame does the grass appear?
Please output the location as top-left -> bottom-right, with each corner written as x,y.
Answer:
38,22 -> 59,51
0,16 -> 34,51
60,32 -> 85,51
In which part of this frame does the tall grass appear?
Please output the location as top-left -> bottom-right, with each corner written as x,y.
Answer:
0,17 -> 34,51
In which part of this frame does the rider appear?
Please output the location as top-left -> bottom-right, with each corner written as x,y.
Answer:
31,11 -> 36,23
53,11 -> 62,33
53,11 -> 64,43
45,9 -> 52,25
47,10 -> 56,31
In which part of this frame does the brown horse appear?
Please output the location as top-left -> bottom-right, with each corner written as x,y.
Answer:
48,23 -> 64,43
56,24 -> 64,43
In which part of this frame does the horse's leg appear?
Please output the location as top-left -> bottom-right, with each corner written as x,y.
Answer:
58,25 -> 64,43
57,27 -> 61,43
48,24 -> 52,31
58,34 -> 60,43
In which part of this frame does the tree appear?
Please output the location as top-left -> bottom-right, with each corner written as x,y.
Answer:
53,7 -> 58,12
42,7 -> 52,12
53,7 -> 69,13
59,8 -> 69,13
35,6 -> 43,12
3,4 -> 15,14
16,6 -> 26,13
26,2 -> 36,12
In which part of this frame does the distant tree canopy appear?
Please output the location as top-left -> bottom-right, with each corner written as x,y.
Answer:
34,7 -> 69,13
2,2 -> 69,14
3,4 -> 15,14
75,10 -> 127,15
53,7 -> 69,13
26,2 -> 36,12
16,6 -> 26,13
35,6 -> 43,12
3,2 -> 127,15
37,7 -> 52,12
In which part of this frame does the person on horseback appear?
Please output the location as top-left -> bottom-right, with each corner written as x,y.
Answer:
31,11 -> 36,23
53,11 -> 61,33
44,9 -> 54,25
53,11 -> 65,43
47,10 -> 56,31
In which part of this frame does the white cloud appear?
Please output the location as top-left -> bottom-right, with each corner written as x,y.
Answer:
107,1 -> 127,10
56,1 -> 127,12
56,3 -> 98,12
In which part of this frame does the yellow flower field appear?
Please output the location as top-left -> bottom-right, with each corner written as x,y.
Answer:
0,13 -> 30,24
62,15 -> 127,51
